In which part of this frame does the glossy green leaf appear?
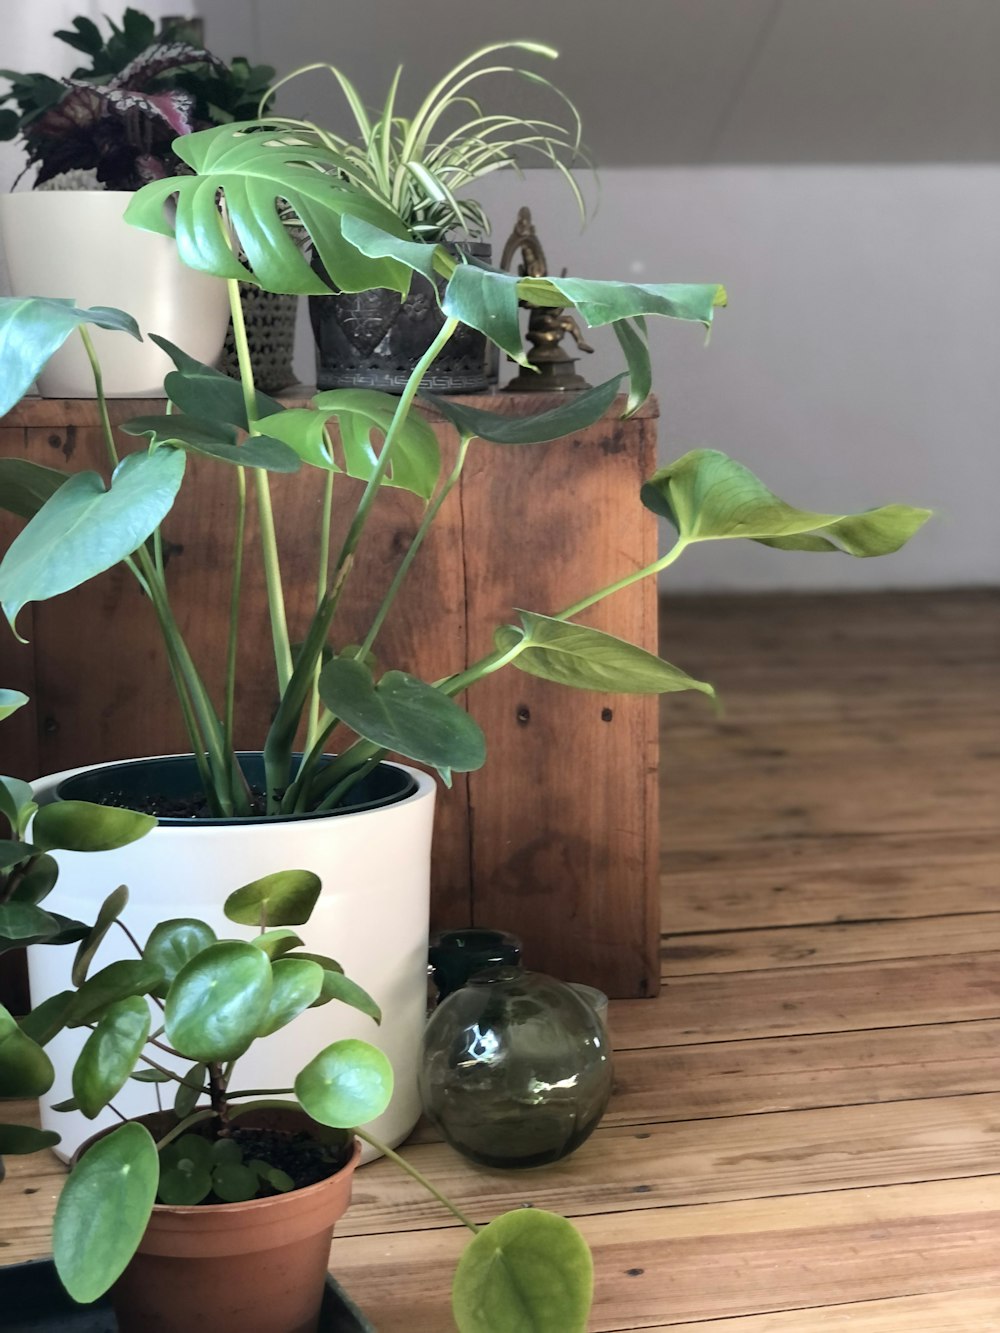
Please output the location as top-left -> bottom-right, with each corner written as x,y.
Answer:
315,971 -> 382,1024
0,839 -> 35,871
54,1121 -> 158,1303
442,262 -> 525,363
319,659 -> 486,773
424,375 -> 624,445
0,1122 -> 60,1154
259,957 -> 324,1036
121,414 -> 301,473
67,960 -> 164,1027
72,884 -> 129,986
50,1097 -> 79,1112
338,216 -> 441,283
18,990 -> 74,1046
252,927 -> 304,959
125,123 -> 413,296
0,447 -> 185,635
452,1208 -> 594,1333
249,1159 -> 294,1193
0,688 -> 28,721
612,317 -> 651,417
211,1161 -> 259,1202
223,870 -> 322,928
174,1062 -> 206,1119
32,801 -> 156,853
7,852 -> 57,905
0,774 -> 36,838
0,911 -> 88,954
0,297 -> 140,417
0,900 -> 59,939
641,450 -> 933,555
164,941 -> 272,1062
0,1003 -> 53,1096
265,392 -> 441,499
72,995 -> 150,1118
149,335 -> 285,427
144,918 -> 217,990
131,1067 -> 172,1083
294,1037 -> 394,1127
157,1156 -> 211,1205
538,275 -> 726,330
0,459 -> 66,521
495,612 -> 716,698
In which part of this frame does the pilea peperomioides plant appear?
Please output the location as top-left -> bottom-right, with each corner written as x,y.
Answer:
0,839 -> 593,1330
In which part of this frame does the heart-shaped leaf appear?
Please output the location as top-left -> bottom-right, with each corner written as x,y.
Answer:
0,297 -> 140,417
144,918 -> 217,991
641,449 -> 932,555
150,335 -> 285,427
0,459 -> 66,521
72,884 -> 129,986
495,612 -> 716,698
72,995 -> 151,1118
442,262 -> 525,363
67,960 -> 164,1027
319,659 -> 486,774
452,1209 -> 594,1333
294,1037 -> 394,1127
164,941 -> 272,1062
32,801 -> 156,854
0,449 -> 186,635
223,870 -> 322,928
54,1121 -> 158,1303
121,414 -> 301,473
424,375 -> 624,445
258,957 -> 324,1036
0,1003 -> 53,1097
125,123 -> 412,296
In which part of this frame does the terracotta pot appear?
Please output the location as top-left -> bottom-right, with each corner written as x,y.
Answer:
81,1109 -> 361,1333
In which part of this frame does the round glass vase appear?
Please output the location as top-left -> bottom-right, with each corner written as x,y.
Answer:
419,964 -> 613,1169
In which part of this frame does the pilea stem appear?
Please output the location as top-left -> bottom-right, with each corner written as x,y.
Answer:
356,1128 -> 480,1234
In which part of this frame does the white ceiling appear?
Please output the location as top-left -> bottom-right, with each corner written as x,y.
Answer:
195,0 -> 1000,164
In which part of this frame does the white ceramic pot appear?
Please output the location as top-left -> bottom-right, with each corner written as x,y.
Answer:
28,758 -> 436,1162
0,191 -> 230,397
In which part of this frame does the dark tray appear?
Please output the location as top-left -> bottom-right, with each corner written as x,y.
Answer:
0,1258 -> 375,1332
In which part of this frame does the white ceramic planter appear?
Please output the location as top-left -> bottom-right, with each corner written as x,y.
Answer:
0,191 -> 230,397
28,758 -> 436,1162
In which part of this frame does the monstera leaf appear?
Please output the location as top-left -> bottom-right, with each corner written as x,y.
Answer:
125,121 -> 414,296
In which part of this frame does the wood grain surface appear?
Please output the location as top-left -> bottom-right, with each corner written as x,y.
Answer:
3,588 -> 998,1330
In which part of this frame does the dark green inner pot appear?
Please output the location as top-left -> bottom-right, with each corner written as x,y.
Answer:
54,753 -> 418,827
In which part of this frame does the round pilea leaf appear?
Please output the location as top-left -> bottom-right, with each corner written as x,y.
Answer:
212,1161 -> 259,1202
0,1122 -> 60,1154
173,1062 -> 207,1120
294,1038 -> 393,1127
223,869 -> 321,928
31,800 -> 156,853
452,1209 -> 594,1333
164,941 -> 272,1063
0,1003 -> 53,1097
66,959 -> 164,1028
252,927 -> 304,959
258,957 -> 324,1036
71,885 -> 129,986
72,995 -> 150,1119
144,918 -> 217,992
54,1122 -> 158,1304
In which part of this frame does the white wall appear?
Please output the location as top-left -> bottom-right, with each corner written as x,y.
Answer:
293,164 -> 998,592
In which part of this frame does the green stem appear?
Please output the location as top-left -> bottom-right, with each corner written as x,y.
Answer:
135,1052 -> 207,1091
556,538 -> 689,621
305,465 -> 335,753
356,1128 -> 480,1234
225,466 -> 248,754
360,433 -> 471,659
154,1108 -> 215,1152
79,327 -> 119,472
223,1087 -> 295,1099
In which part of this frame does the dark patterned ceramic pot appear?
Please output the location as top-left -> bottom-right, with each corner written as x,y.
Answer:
309,242 -> 492,394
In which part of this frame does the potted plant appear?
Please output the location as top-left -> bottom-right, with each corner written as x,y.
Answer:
0,7 -> 276,395
273,42 -> 591,392
0,788 -> 594,1332
0,74 -> 929,1159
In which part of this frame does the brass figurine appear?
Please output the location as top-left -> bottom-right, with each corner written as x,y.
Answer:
500,206 -> 593,392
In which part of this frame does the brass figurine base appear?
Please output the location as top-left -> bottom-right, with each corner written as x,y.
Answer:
505,356 -> 592,393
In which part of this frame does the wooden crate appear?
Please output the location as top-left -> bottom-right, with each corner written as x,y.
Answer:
0,392 -> 660,997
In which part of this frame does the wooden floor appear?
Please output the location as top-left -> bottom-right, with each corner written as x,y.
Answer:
5,589 -> 1000,1329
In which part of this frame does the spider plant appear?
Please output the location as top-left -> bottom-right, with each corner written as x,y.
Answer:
259,41 -> 590,240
